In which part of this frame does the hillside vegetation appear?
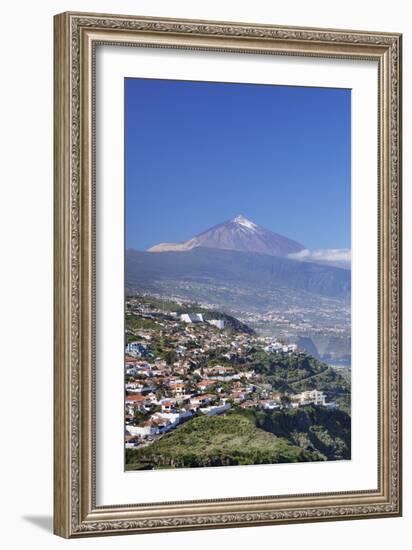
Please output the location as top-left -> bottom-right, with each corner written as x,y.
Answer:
233,406 -> 351,460
126,409 -> 350,470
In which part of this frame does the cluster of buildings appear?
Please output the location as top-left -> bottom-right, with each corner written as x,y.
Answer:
263,341 -> 298,354
124,297 -> 337,449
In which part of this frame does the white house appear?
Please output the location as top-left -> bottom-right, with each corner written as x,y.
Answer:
125,341 -> 149,356
125,394 -> 153,415
126,423 -> 160,437
125,381 -> 145,393
125,366 -> 139,376
199,403 -> 231,416
260,399 -> 281,410
292,389 -> 327,407
160,399 -> 177,412
196,379 -> 217,392
283,343 -> 298,353
156,410 -> 193,424
180,313 -> 204,323
190,394 -> 213,406
171,383 -> 186,396
207,319 -> 225,329
264,342 -> 283,353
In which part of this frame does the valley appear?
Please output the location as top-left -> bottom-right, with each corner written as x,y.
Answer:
126,246 -> 351,364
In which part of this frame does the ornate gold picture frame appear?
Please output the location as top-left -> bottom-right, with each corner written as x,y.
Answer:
54,11 -> 402,538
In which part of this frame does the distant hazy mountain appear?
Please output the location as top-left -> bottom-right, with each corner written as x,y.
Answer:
126,247 -> 351,301
148,214 -> 304,257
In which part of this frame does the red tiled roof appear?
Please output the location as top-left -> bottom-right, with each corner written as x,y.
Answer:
125,394 -> 147,402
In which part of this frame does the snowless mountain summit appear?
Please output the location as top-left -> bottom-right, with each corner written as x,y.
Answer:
147,214 -> 305,257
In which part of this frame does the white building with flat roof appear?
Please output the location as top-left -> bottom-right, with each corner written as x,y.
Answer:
207,319 -> 225,329
180,313 -> 204,323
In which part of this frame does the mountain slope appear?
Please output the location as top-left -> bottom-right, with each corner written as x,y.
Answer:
148,214 -> 304,257
126,246 -> 351,300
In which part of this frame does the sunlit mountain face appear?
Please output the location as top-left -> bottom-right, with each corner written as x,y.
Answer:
147,215 -> 305,258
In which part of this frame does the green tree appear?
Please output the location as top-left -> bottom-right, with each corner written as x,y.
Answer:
164,350 -> 177,365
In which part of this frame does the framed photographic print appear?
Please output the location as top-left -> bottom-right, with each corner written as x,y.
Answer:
53,12 -> 402,538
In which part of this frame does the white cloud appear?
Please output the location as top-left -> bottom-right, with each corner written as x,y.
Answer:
288,248 -> 351,267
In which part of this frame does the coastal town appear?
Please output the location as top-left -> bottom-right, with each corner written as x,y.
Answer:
124,295 -> 339,451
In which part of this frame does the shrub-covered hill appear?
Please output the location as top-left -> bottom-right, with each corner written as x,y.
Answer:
249,351 -> 351,412
232,406 -> 351,461
125,414 -> 325,469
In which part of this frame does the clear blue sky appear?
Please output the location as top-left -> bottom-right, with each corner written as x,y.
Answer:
125,78 -> 351,251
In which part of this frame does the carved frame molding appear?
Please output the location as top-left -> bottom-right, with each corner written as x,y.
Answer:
54,12 -> 402,538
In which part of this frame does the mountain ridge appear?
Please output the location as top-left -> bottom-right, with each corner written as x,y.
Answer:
126,246 -> 351,301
